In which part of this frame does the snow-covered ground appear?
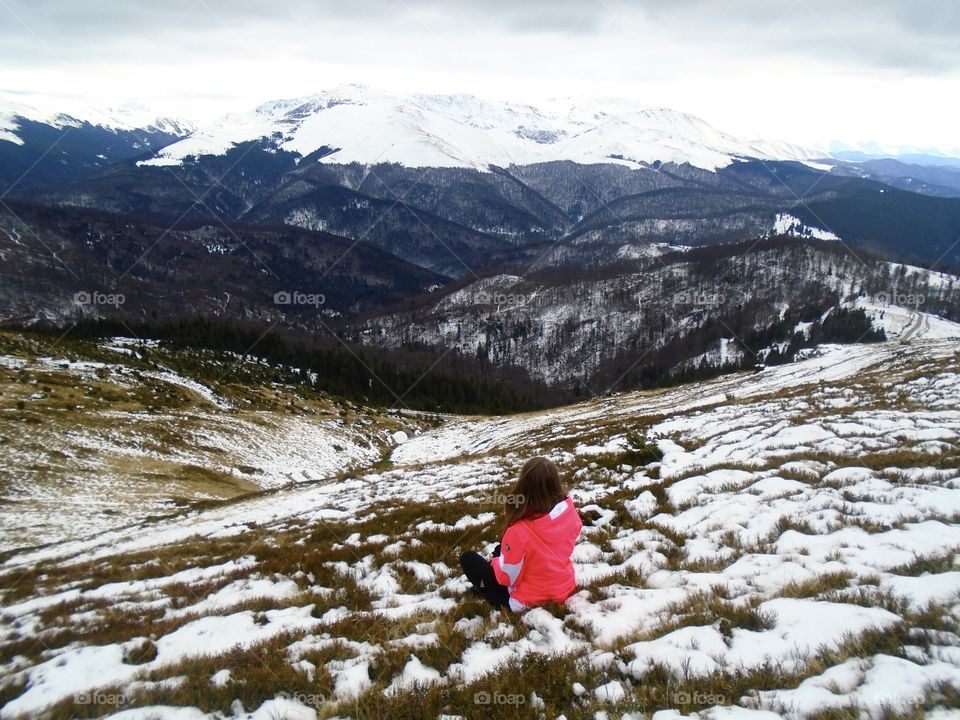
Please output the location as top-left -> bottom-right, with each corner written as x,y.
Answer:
1,338 -> 958,718
856,299 -> 960,341
0,340 -> 422,551
391,339 -> 953,466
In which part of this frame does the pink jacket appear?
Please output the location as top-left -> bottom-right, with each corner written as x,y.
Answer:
491,497 -> 583,607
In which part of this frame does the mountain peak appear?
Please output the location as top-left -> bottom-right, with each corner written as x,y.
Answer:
135,85 -> 828,171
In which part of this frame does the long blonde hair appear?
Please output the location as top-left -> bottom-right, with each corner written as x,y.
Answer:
503,457 -> 567,529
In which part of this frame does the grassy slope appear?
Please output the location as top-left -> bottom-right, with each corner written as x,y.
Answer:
0,331 -> 434,551
0,335 -> 958,719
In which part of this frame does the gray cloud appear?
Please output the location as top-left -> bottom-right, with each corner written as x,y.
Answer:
2,0 -> 958,132
637,0 -> 960,73
0,1 -> 591,72
4,0 -> 606,41
3,0 -> 957,74
2,0 -> 957,152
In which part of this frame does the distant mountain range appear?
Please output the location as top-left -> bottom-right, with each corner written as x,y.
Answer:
4,84 -> 960,275
2,85 -> 959,397
0,94 -> 195,142
135,84 -> 827,171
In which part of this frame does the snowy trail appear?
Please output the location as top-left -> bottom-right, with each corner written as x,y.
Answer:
900,311 -> 924,342
856,299 -> 960,342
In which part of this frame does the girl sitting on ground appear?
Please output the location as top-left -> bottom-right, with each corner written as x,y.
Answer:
459,456 -> 582,612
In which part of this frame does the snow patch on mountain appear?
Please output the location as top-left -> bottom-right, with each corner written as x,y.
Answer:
772,213 -> 840,241
358,246 -> 959,387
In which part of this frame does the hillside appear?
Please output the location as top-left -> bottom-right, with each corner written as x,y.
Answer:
26,156 -> 960,271
352,239 -> 960,389
13,192 -> 959,402
0,200 -> 447,323
1,333 -> 958,718
0,332 -> 434,552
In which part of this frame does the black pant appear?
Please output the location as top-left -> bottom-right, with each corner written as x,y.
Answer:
459,551 -> 511,609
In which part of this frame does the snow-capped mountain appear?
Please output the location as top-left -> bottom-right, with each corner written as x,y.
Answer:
830,139 -> 960,165
0,92 -> 195,145
142,84 -> 827,172
7,85 -> 960,272
0,92 -> 195,192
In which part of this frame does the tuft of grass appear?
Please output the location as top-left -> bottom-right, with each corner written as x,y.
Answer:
776,571 -> 855,600
45,631 -> 332,718
122,638 -> 158,665
888,552 -> 957,577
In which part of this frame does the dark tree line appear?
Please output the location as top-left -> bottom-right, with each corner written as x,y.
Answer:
592,304 -> 885,394
22,317 -> 565,415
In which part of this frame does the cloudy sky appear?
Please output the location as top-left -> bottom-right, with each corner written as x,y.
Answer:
1,0 -> 957,152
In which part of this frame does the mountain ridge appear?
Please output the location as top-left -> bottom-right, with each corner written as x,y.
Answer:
0,92 -> 195,142
139,84 -> 829,172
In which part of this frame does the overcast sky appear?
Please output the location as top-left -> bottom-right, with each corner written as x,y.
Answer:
1,0 -> 957,152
